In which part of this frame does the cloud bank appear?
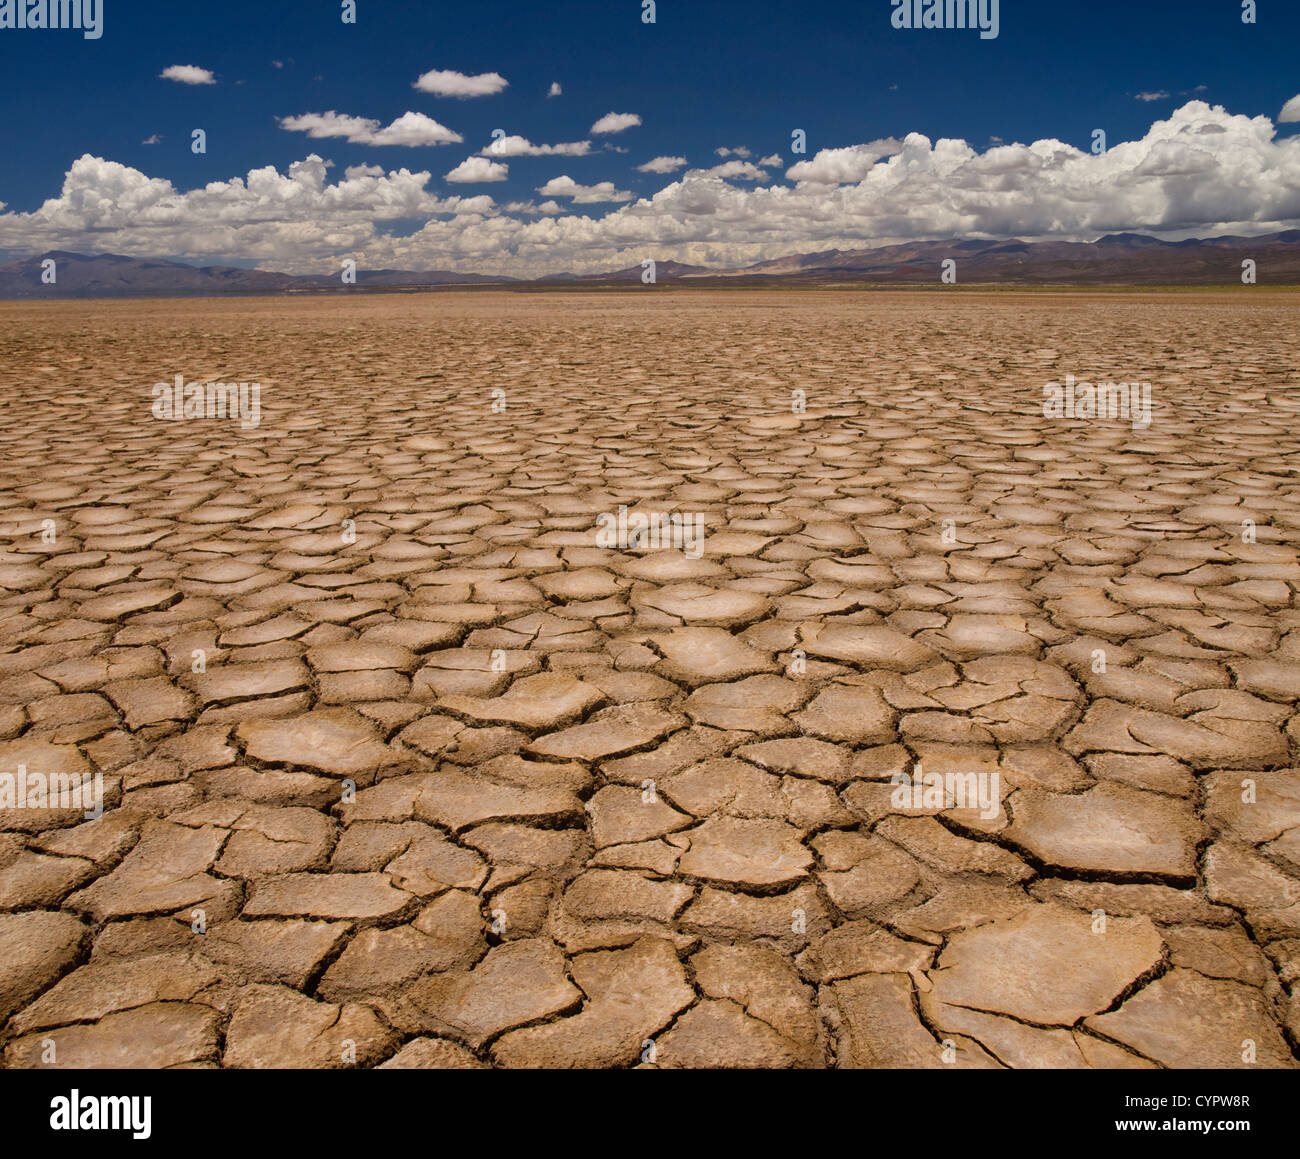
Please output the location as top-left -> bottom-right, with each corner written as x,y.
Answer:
3,101 -> 1299,278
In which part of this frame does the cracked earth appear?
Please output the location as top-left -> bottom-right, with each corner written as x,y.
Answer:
1,290 -> 1299,1069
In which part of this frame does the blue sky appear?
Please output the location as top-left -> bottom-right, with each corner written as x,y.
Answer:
1,0 -> 1298,274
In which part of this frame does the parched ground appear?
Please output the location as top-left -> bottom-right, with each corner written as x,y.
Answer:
1,289 -> 1299,1069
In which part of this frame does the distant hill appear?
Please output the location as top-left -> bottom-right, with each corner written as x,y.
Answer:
570,259 -> 714,282
705,232 -> 1300,284
1,232 -> 1297,298
291,268 -> 521,289
0,252 -> 298,297
0,252 -> 517,298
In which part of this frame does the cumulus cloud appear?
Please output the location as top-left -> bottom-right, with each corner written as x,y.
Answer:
160,65 -> 215,85
1136,91 -> 1170,102
279,111 -> 463,147
548,82 -> 562,97
367,113 -> 465,147
537,176 -> 632,203
503,200 -> 564,216
715,146 -> 751,158
414,69 -> 508,97
5,101 -> 1300,278
446,157 -> 509,183
482,135 -> 591,157
637,156 -> 688,174
785,138 -> 904,183
0,154 -> 489,269
701,160 -> 769,180
757,154 -> 782,168
591,112 -> 641,135
1281,95 -> 1300,124
279,112 -> 374,140
142,134 -> 163,146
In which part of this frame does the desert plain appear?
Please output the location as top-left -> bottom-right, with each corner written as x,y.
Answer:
0,288 -> 1298,1069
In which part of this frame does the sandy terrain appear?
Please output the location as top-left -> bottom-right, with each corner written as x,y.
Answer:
0,289 -> 1298,1069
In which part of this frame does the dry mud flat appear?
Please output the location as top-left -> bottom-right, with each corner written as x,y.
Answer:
0,289 -> 1299,1069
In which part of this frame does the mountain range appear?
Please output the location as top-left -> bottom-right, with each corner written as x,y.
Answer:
2,232 -> 1297,298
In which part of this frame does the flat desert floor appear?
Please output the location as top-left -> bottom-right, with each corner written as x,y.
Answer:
1,289 -> 1299,1069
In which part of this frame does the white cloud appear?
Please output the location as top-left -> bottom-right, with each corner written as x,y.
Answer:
701,160 -> 769,180
446,156 -> 509,183
345,164 -> 386,180
414,69 -> 508,98
591,112 -> 641,135
1136,91 -> 1170,102
7,101 -> 1300,278
503,200 -> 564,216
537,176 -> 632,203
757,154 -> 782,168
715,146 -> 751,158
638,156 -> 688,174
142,134 -> 163,146
785,138 -> 904,183
279,112 -> 374,140
160,65 -> 215,85
548,82 -> 562,98
481,135 -> 591,157
370,113 -> 466,147
1281,94 -> 1300,124
279,111 -> 463,147
0,154 -> 488,269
